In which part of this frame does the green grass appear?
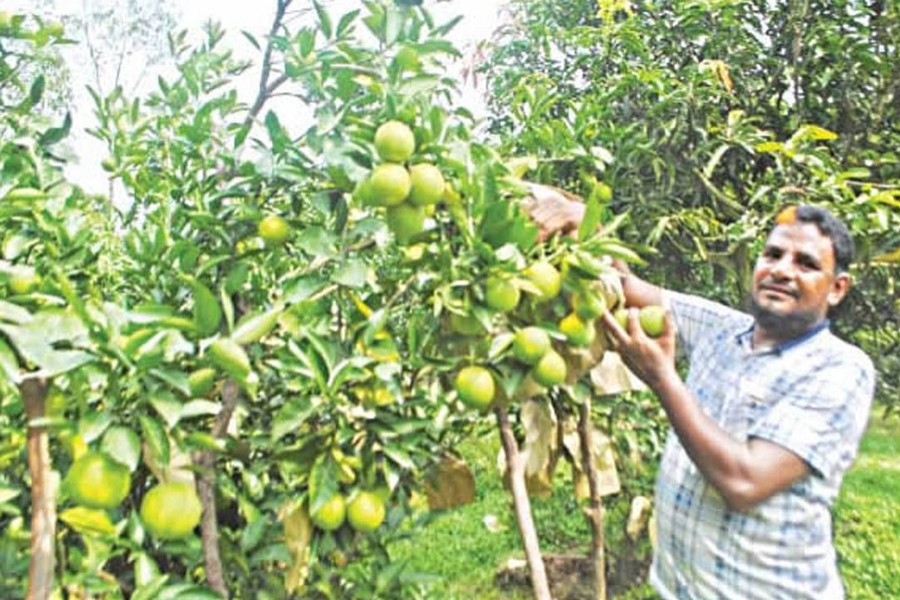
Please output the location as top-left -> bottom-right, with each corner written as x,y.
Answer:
834,410 -> 900,600
393,410 -> 900,599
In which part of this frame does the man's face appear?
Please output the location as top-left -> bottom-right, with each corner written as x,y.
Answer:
750,221 -> 850,337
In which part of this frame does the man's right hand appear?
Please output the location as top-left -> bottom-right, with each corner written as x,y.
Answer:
521,183 -> 586,242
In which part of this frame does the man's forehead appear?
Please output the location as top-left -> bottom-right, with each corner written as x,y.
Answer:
765,222 -> 835,260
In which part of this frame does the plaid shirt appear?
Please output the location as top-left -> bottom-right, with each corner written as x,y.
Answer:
650,291 -> 875,600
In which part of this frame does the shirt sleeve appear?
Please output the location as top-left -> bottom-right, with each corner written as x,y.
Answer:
663,290 -> 749,358
748,352 -> 875,481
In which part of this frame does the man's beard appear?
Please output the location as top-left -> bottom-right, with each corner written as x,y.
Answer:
747,295 -> 821,342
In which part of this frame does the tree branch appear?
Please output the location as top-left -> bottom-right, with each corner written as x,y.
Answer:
495,405 -> 552,600
23,378 -> 55,600
578,399 -> 607,600
193,379 -> 241,598
242,0 -> 293,131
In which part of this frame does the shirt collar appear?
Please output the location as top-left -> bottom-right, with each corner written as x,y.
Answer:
735,319 -> 830,355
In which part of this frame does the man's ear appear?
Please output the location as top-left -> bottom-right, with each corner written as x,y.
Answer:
828,272 -> 852,307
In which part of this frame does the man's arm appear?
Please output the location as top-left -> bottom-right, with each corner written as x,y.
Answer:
602,310 -> 810,511
521,187 -> 665,307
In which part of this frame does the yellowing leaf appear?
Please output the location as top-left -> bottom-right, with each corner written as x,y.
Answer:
424,455 -> 475,510
590,351 -> 646,395
279,501 -> 312,593
60,507 -> 116,536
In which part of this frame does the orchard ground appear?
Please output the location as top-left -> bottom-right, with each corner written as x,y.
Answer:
393,407 -> 900,599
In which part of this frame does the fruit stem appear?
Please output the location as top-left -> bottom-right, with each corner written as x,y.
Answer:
193,379 -> 241,598
494,405 -> 552,600
23,378 -> 56,600
578,399 -> 607,600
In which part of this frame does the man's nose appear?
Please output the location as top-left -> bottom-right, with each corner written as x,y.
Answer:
768,254 -> 795,278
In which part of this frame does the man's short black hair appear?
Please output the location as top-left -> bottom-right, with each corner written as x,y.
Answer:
774,204 -> 855,273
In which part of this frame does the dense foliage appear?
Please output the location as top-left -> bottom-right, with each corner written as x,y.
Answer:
482,0 -> 900,409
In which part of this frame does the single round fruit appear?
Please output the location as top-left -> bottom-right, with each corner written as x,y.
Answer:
65,452 -> 131,509
374,120 -> 415,163
512,327 -> 551,365
639,305 -> 666,338
531,350 -> 567,387
140,482 -> 202,540
101,158 -> 117,172
312,494 -> 347,531
386,203 -> 426,244
347,491 -> 386,533
449,312 -> 483,336
369,163 -> 412,206
455,366 -> 496,410
7,266 -> 39,295
613,308 -> 630,332
559,313 -> 595,347
572,291 -> 606,321
408,163 -> 445,206
258,215 -> 290,247
524,262 -> 561,302
485,277 -> 520,313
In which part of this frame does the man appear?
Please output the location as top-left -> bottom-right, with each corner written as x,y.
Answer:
528,197 -> 875,599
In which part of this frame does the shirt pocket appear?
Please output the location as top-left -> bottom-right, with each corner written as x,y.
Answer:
740,378 -> 779,432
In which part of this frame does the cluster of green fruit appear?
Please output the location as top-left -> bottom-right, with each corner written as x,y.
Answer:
310,490 -> 387,534
353,120 -> 446,244
452,255 -> 667,412
64,451 -> 202,540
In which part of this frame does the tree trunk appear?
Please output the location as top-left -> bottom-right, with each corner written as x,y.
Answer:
193,379 -> 241,598
23,379 -> 55,600
495,405 -> 552,600
578,399 -> 607,600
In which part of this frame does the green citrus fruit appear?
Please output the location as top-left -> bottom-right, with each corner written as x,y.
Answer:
101,158 -> 117,172
512,327 -> 551,365
347,491 -> 386,533
258,214 -> 291,247
559,313 -> 595,347
140,482 -> 202,540
312,494 -> 347,531
524,262 -> 561,302
572,291 -> 606,320
531,350 -> 567,387
386,203 -> 426,244
455,365 -> 496,410
449,313 -> 483,336
408,163 -> 445,206
374,120 -> 415,163
7,266 -> 39,295
65,452 -> 131,509
369,163 -> 411,206
639,305 -> 666,338
485,277 -> 520,313
613,308 -> 630,331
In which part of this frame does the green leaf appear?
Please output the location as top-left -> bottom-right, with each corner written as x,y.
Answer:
140,415 -> 170,466
332,259 -> 368,288
250,543 -> 292,566
313,1 -> 333,38
180,400 -> 221,419
191,280 -> 222,337
101,426 -> 142,472
231,307 -> 283,345
150,392 -> 183,429
0,300 -> 33,325
39,111 -> 72,146
308,456 -> 339,515
272,397 -> 315,442
296,227 -> 337,257
578,195 -> 602,242
0,337 -> 19,384
150,368 -> 191,397
29,75 -> 46,106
